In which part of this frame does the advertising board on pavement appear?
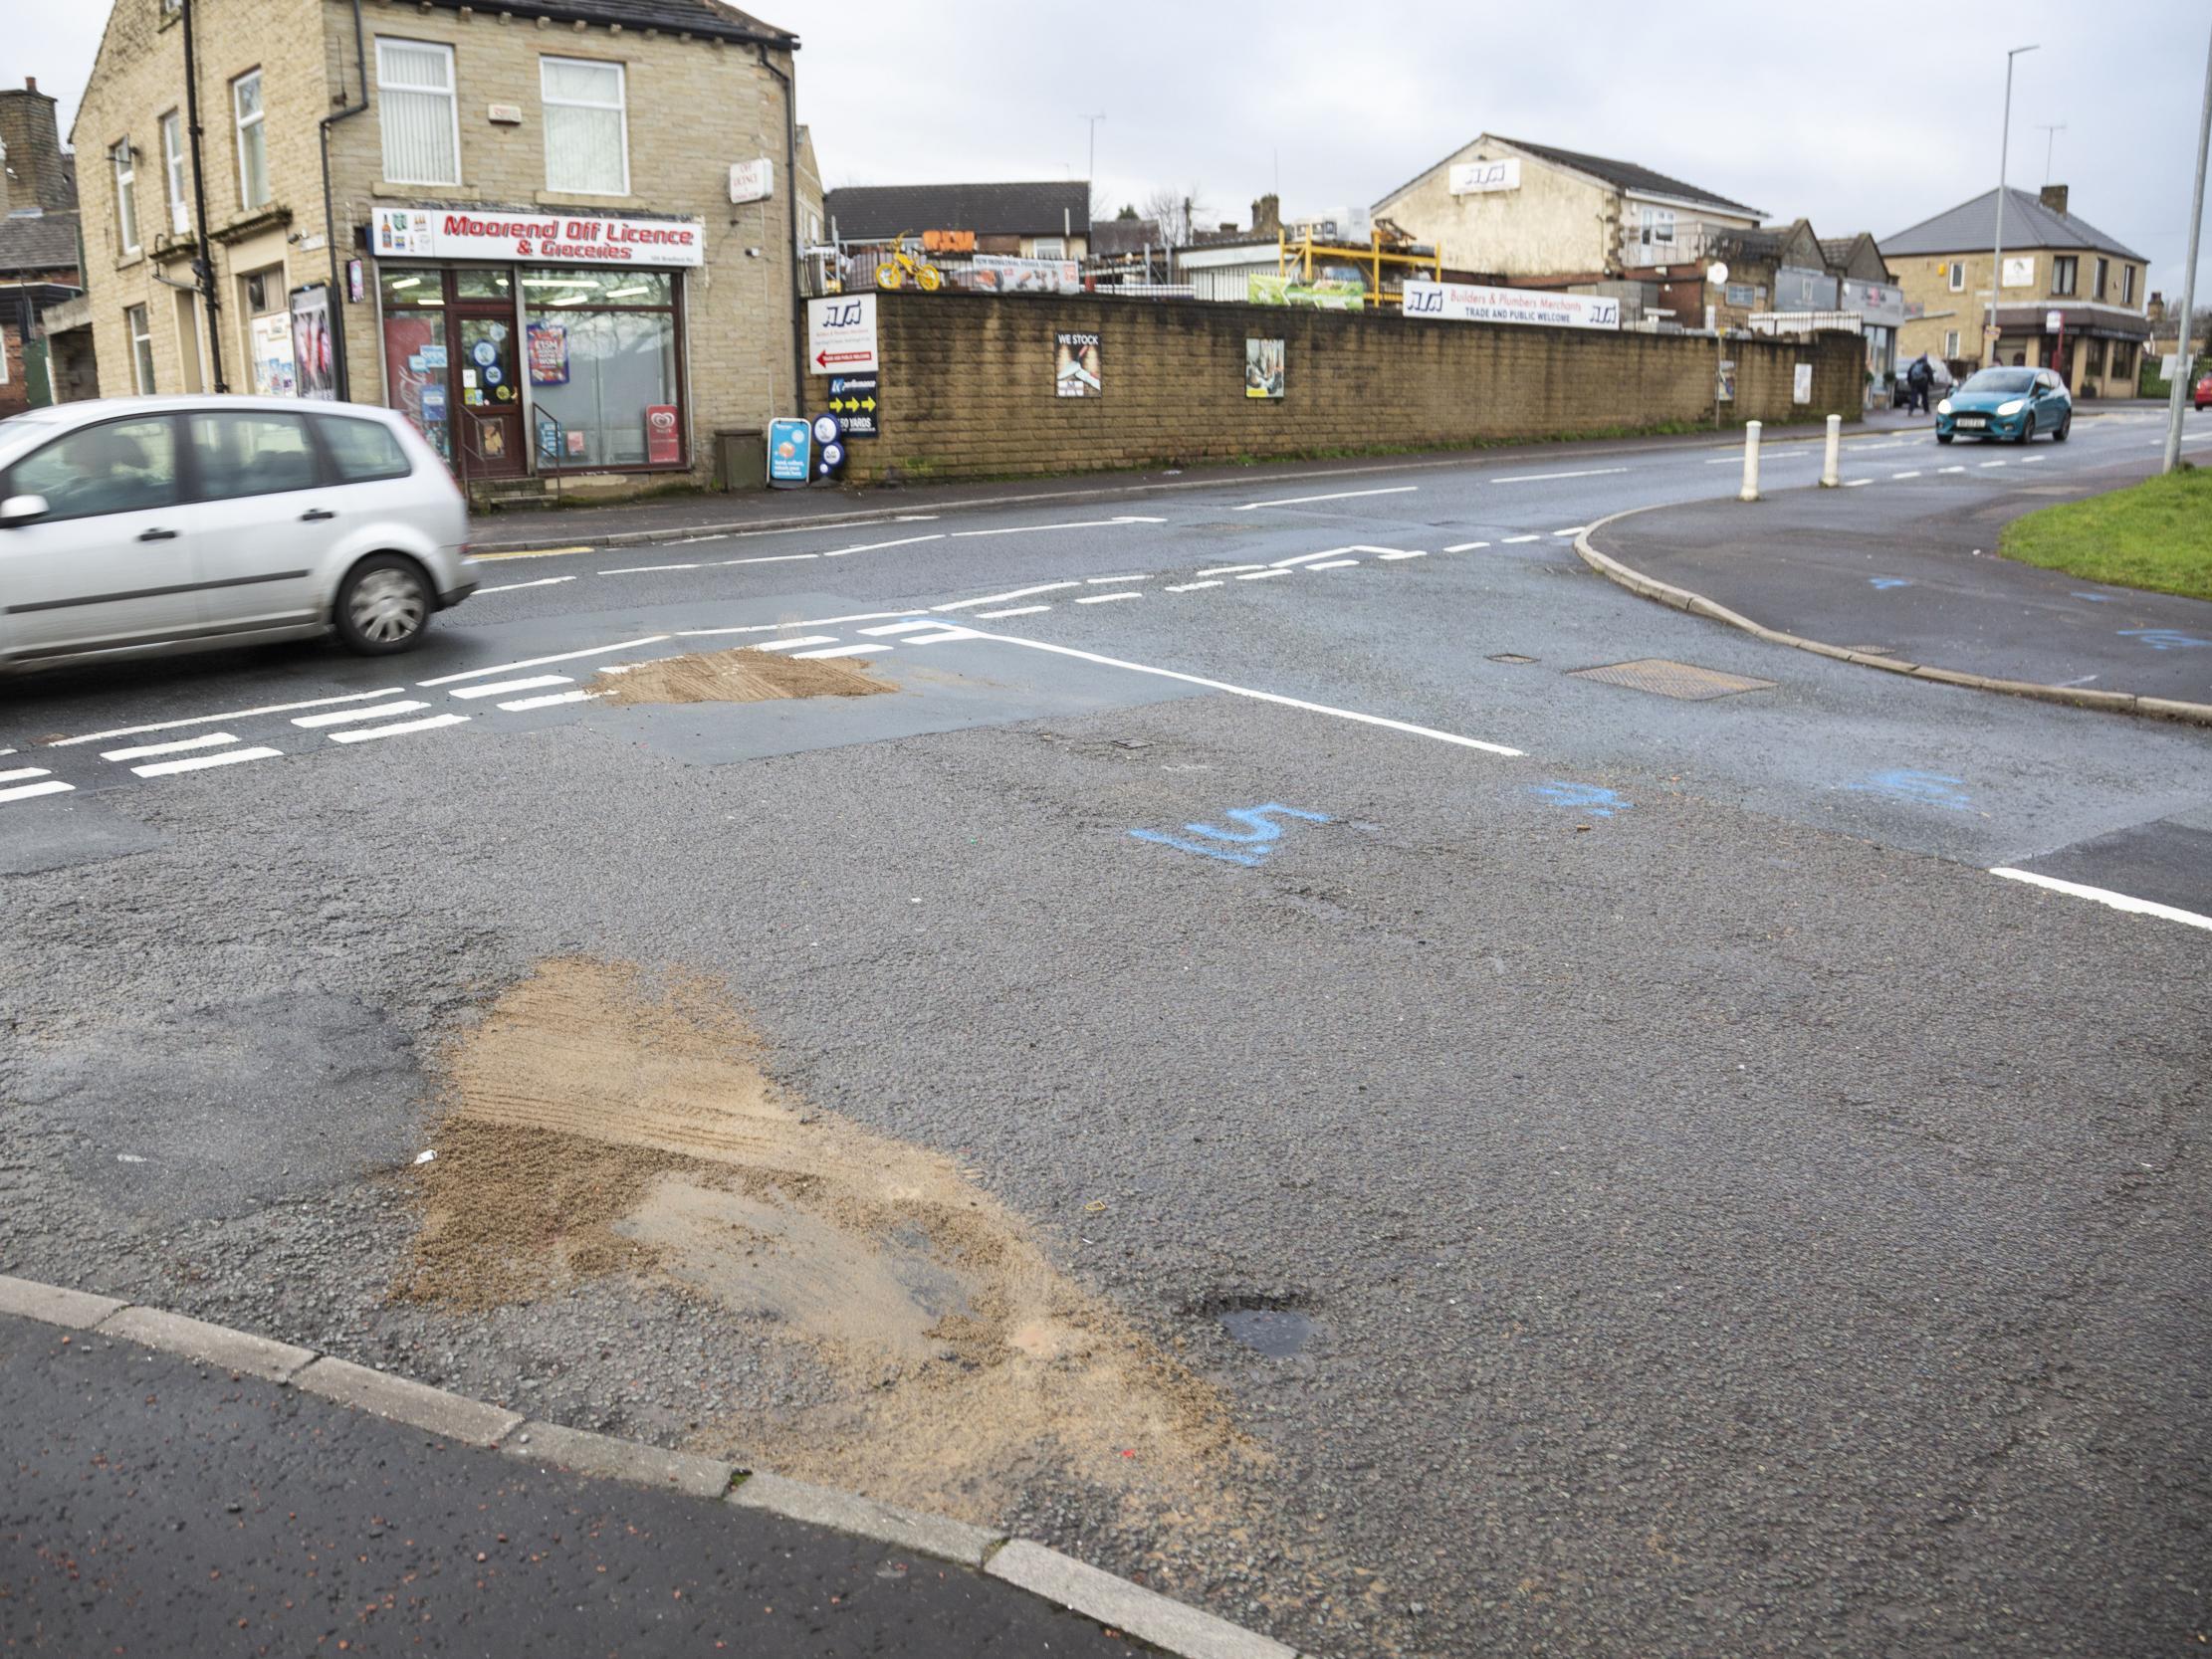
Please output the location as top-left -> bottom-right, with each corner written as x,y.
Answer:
807,294 -> 880,376
767,417 -> 812,486
1402,280 -> 1621,331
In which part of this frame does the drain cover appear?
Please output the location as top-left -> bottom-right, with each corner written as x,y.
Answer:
1488,652 -> 1536,665
1569,658 -> 1777,700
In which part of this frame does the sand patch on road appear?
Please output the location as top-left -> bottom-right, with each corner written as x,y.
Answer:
401,957 -> 1242,1520
591,646 -> 890,705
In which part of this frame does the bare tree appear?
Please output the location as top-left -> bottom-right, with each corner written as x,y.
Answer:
1141,185 -> 1212,246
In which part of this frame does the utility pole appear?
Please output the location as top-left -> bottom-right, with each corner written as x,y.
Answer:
179,0 -> 226,391
1085,112 -> 1105,202
2036,122 -> 2066,184
2163,19 -> 2212,474
1990,44 -> 2038,370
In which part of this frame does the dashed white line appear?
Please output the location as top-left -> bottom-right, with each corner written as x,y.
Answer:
1891,471 -> 1922,480
1550,526 -> 1589,536
500,691 -> 606,712
478,575 -> 578,594
328,714 -> 473,744
975,604 -> 1052,618
1306,558 -> 1360,570
1843,478 -> 1873,487
1085,574 -> 1150,584
1235,569 -> 1291,581
790,644 -> 886,660
1377,551 -> 1429,560
1076,591 -> 1143,604
51,687 -> 409,746
421,637 -> 670,686
102,731 -> 241,762
1196,564 -> 1267,576
714,552 -> 819,567
2018,455 -> 2046,465
451,675 -> 573,701
1233,486 -> 1417,512
0,779 -> 74,803
132,745 -> 282,778
1164,581 -> 1223,592
1979,460 -> 2008,468
293,701 -> 432,728
0,765 -> 53,784
602,561 -> 701,574
1502,534 -> 1541,544
1491,467 -> 1628,483
747,635 -> 841,653
934,581 -> 1081,611
1938,466 -> 1966,474
950,517 -> 1165,537
1442,542 -> 1488,553
1989,867 -> 2212,933
857,620 -> 946,636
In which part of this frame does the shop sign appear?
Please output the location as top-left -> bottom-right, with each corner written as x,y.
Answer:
1248,273 -> 1364,311
807,294 -> 879,375
527,320 -> 571,386
1448,158 -> 1521,196
2002,256 -> 2036,289
971,256 -> 1081,294
370,207 -> 705,267
646,404 -> 681,465
768,417 -> 811,486
826,373 -> 879,438
1055,331 -> 1101,397
2046,310 -> 2065,334
1403,280 -> 1621,330
728,158 -> 774,205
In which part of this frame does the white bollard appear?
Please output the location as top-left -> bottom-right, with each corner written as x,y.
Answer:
1820,412 -> 1842,488
1738,420 -> 1763,503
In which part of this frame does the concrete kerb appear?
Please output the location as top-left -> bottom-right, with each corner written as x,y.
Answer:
0,1272 -> 1302,1659
1573,506 -> 2212,728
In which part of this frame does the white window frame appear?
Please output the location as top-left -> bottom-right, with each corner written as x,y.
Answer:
126,304 -> 154,393
233,69 -> 268,211
375,37 -> 462,187
111,137 -> 139,256
159,109 -> 188,236
1637,204 -> 1675,250
1943,328 -> 1960,357
540,55 -> 630,196
2122,265 -> 2136,307
1945,261 -> 1964,292
1031,237 -> 1065,261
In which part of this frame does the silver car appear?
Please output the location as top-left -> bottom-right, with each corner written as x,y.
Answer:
0,396 -> 478,672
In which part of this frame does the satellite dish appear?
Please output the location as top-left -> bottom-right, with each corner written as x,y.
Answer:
1706,262 -> 1730,287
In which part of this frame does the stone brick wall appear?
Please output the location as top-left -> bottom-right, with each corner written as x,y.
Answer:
811,292 -> 1861,484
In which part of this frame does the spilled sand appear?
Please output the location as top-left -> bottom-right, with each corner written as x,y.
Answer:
590,646 -> 890,706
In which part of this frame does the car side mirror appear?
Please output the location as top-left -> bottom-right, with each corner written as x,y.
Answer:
0,494 -> 50,527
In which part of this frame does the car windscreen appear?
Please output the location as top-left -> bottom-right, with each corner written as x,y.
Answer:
1960,370 -> 2037,395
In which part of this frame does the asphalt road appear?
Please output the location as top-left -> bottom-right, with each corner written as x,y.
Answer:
2,408 -> 2208,1658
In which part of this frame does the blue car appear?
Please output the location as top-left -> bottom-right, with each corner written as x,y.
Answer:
1936,366 -> 2072,444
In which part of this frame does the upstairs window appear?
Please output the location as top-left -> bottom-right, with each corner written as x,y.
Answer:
542,57 -> 628,195
111,138 -> 139,255
1638,205 -> 1675,249
2093,257 -> 2109,302
2050,255 -> 2078,297
2122,265 -> 2137,307
376,39 -> 460,186
233,70 -> 268,210
1945,261 -> 1964,292
159,109 -> 188,235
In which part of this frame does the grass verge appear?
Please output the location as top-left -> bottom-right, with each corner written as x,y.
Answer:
2000,468 -> 2212,601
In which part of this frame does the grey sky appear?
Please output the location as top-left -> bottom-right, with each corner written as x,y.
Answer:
11,2 -> 2211,298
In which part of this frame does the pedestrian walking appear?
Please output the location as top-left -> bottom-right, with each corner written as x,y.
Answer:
1906,352 -> 1934,415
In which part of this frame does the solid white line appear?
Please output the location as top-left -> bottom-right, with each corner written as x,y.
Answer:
674,611 -> 913,638
1164,581 -> 1223,592
0,765 -> 51,783
132,745 -> 282,778
714,552 -> 819,567
857,620 -> 944,636
293,701 -> 431,728
602,561 -> 700,573
1843,478 -> 1874,487
51,687 -> 408,746
1891,471 -> 1922,479
1502,534 -> 1541,544
477,575 -> 577,594
790,644 -> 886,659
1085,574 -> 1150,584
1197,564 -> 1267,576
500,690 -> 606,711
934,581 -> 1081,611
1377,551 -> 1429,560
450,675 -> 572,700
1270,549 -> 1353,568
0,779 -> 74,803
328,714 -> 472,744
819,533 -> 945,558
1233,486 -> 1418,511
1235,569 -> 1291,581
1989,867 -> 2212,933
1442,541 -> 1489,553
1306,558 -> 1360,570
420,637 -> 670,686
1550,526 -> 1590,536
975,604 -> 1052,618
896,628 -> 978,644
102,731 -> 239,762
1489,467 -> 1628,483
960,630 -> 1522,756
950,518 -> 1164,538
747,635 -> 841,653
1076,591 -> 1143,604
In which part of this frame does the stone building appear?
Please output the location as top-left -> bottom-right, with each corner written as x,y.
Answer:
72,0 -> 804,501
0,77 -> 91,414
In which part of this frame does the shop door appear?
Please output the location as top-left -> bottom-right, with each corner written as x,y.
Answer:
454,313 -> 524,480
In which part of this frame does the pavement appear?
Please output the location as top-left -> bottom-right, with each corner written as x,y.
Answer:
4,404 -> 2210,1659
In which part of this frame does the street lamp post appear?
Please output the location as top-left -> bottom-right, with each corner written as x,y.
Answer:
1990,44 -> 2039,370
2164,22 -> 2212,475
1085,112 -> 1106,196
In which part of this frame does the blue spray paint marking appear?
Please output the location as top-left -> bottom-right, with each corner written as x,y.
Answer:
1869,577 -> 1913,590
1527,780 -> 1630,817
1129,803 -> 1331,867
2118,628 -> 2210,651
2072,592 -> 2117,603
1843,769 -> 1973,811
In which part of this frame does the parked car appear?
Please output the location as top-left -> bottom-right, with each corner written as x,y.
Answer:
2194,371 -> 2212,411
1935,367 -> 2072,444
0,397 -> 476,672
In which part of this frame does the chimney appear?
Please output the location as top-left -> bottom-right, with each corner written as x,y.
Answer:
1250,193 -> 1281,237
0,77 -> 68,213
2039,183 -> 2070,216
23,78 -> 34,93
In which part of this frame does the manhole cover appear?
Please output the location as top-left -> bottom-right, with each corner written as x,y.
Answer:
1569,658 -> 1777,700
1488,652 -> 1536,665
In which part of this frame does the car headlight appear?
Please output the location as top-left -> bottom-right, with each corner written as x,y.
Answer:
1936,398 -> 1952,415
1996,399 -> 2027,416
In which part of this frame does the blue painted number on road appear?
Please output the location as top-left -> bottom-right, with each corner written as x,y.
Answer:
1130,803 -> 1331,868
2118,629 -> 2209,651
1528,781 -> 1630,817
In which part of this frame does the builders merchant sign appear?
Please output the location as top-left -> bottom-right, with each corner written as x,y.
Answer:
1403,280 -> 1620,331
372,209 -> 706,267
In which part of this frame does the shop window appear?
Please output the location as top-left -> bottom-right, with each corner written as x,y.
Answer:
377,39 -> 460,187
2051,256 -> 2077,297
380,274 -> 450,462
125,304 -> 154,392
160,110 -> 188,235
111,138 -> 139,256
379,268 -> 440,308
233,70 -> 268,210
454,269 -> 513,302
542,57 -> 628,196
522,266 -> 679,469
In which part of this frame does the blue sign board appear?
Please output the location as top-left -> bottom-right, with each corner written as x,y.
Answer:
767,417 -> 812,487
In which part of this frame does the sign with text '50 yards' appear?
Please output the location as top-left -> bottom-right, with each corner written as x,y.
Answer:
807,294 -> 879,376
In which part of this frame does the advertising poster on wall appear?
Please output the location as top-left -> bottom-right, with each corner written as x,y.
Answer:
646,404 -> 681,465
1245,337 -> 1285,398
972,256 -> 1082,295
527,320 -> 571,386
1054,331 -> 1101,397
289,285 -> 336,400
1248,273 -> 1365,311
249,311 -> 297,398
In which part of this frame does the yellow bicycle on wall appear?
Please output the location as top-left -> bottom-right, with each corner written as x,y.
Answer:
874,235 -> 944,292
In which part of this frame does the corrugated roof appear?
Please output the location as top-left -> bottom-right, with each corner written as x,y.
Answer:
411,0 -> 792,44
1490,137 -> 1763,217
0,210 -> 80,276
1881,187 -> 2143,261
824,182 -> 1091,242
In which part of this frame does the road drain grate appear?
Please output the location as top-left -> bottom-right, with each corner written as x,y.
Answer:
1569,658 -> 1777,700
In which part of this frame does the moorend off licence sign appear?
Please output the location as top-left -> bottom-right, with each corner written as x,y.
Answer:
372,209 -> 705,267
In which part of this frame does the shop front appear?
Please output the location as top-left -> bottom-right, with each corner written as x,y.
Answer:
369,208 -> 703,487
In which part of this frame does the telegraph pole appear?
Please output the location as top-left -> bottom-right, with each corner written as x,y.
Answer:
1989,45 -> 2038,368
2164,21 -> 2212,474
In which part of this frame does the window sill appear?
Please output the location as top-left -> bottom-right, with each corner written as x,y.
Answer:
114,252 -> 145,271
534,190 -> 639,209
211,204 -> 293,245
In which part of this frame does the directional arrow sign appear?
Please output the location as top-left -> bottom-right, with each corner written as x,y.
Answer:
825,372 -> 880,439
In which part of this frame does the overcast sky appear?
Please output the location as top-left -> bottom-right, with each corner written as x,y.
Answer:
13,2 -> 2212,296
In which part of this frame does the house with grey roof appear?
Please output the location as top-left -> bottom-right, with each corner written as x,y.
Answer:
1881,184 -> 2149,396
823,181 -> 1093,261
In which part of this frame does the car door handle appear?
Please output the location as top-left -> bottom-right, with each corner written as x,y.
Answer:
300,509 -> 336,522
137,528 -> 179,542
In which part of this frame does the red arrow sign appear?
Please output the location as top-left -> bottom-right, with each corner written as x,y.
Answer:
816,348 -> 873,367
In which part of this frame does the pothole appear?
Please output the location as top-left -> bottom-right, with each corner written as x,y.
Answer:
1188,1291 -> 1317,1356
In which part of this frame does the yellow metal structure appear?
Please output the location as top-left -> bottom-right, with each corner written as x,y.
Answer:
1277,229 -> 1441,307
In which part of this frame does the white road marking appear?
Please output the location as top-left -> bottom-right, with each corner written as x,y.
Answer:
934,581 -> 1081,611
1843,478 -> 1874,487
960,630 -> 1522,756
1076,591 -> 1143,604
790,644 -> 885,660
603,561 -> 700,573
1980,460 -> 2008,468
975,604 -> 1052,618
950,517 -> 1165,537
1891,471 -> 1922,479
0,765 -> 52,783
857,620 -> 946,636
895,514 -> 939,521
1377,551 -> 1429,560
0,779 -> 74,803
1502,534 -> 1542,544
101,731 -> 240,762
1085,573 -> 1150,584
1490,467 -> 1629,483
501,691 -> 606,711
1938,466 -> 1966,474
747,635 -> 841,653
1235,569 -> 1291,581
897,628 -> 978,644
1989,867 -> 2212,933
1442,541 -> 1489,552
1233,486 -> 1418,512
714,552 -> 820,567
292,701 -> 433,728
819,532 -> 946,558
1270,549 -> 1354,568
478,575 -> 577,594
2018,455 -> 2047,465
1306,558 -> 1360,570
1551,526 -> 1589,536
420,637 -> 670,686
675,611 -> 914,638
1197,564 -> 1267,576
328,714 -> 473,744
51,687 -> 408,747
132,745 -> 282,778
1164,581 -> 1223,592
450,675 -> 573,700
